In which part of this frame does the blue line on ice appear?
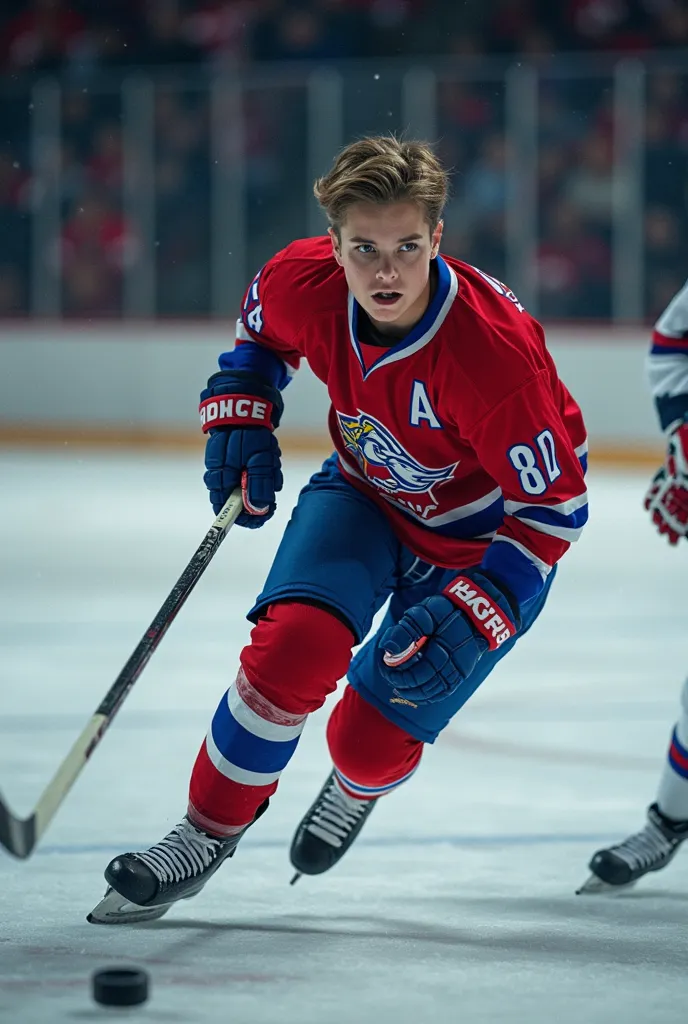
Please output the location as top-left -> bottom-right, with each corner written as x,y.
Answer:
29,833 -> 617,857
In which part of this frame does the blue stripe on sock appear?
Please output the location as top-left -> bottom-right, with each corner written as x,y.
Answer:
668,728 -> 688,780
672,727 -> 688,759
335,765 -> 417,796
211,694 -> 300,774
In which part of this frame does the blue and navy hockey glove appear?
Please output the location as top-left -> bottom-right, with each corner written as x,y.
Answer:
199,369 -> 284,526
379,569 -> 520,705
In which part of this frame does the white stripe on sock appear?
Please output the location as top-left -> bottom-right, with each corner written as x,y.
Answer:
205,731 -> 282,787
656,680 -> 688,821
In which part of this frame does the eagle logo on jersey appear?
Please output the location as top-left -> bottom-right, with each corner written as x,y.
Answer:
337,410 -> 458,518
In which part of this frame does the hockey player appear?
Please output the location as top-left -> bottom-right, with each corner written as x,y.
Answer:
578,278 -> 688,895
89,135 -> 589,924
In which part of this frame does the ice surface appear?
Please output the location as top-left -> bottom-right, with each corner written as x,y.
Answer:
1,451 -> 687,1024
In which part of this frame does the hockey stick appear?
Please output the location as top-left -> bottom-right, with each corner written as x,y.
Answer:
0,488 -> 245,860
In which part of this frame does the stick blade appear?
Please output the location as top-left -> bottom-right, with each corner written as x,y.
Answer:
0,794 -> 36,859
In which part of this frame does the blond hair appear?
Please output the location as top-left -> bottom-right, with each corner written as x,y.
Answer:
314,135 -> 448,235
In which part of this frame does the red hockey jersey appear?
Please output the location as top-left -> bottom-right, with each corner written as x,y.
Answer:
220,236 -> 588,607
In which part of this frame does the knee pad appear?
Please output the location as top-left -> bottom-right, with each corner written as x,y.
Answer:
327,686 -> 423,792
240,601 -> 355,716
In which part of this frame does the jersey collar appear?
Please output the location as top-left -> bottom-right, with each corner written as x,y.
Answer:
348,255 -> 458,379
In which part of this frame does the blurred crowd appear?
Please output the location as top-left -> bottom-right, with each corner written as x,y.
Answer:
438,69 -> 688,321
1,0 -> 687,319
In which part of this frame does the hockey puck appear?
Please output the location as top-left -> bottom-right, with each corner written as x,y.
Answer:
92,967 -> 149,1007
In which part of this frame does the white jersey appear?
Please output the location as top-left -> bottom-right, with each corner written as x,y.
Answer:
648,278 -> 688,431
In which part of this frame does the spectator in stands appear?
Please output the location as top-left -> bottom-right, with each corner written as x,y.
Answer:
185,0 -> 256,67
130,0 -> 205,66
484,0 -> 539,53
657,4 -> 688,48
88,21 -> 135,68
644,103 -> 688,211
1,0 -> 688,323
457,132 -> 508,230
647,71 -> 685,129
536,198 -> 611,318
252,2 -> 354,62
537,144 -> 570,212
558,0 -> 653,51
153,89 -> 211,314
645,205 -> 688,320
0,265 -> 25,315
563,130 -> 616,235
438,80 -> 499,154
538,88 -> 586,150
58,190 -> 139,317
87,123 -> 124,198
465,211 -> 508,282
61,90 -> 94,163
517,27 -> 559,62
646,270 -> 688,328
1,0 -> 86,72
0,152 -> 29,313
359,0 -> 428,57
57,140 -> 87,213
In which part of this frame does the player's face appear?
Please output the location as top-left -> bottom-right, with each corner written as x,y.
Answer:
330,201 -> 443,334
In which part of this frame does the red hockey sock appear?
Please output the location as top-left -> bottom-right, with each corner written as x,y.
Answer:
326,685 -> 423,799
188,602 -> 355,834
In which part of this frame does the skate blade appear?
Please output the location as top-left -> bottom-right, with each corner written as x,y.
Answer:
576,874 -> 638,896
87,886 -> 173,925
289,871 -> 302,886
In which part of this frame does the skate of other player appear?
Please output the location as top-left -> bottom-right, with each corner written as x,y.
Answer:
578,277 -> 688,895
90,136 -> 588,923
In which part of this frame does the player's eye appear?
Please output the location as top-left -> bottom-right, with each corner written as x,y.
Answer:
399,242 -> 419,253
355,244 -> 376,255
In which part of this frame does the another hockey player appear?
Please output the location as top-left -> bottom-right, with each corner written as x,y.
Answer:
89,135 -> 588,924
578,279 -> 688,895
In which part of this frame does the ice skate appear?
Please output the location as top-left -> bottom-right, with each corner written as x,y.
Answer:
577,803 -> 688,895
289,770 -> 377,883
88,801 -> 268,924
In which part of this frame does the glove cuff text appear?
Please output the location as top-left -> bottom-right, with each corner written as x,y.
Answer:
443,575 -> 517,650
199,395 -> 274,433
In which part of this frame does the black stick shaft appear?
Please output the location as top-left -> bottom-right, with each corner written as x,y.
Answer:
96,490 -> 243,722
0,490 -> 243,859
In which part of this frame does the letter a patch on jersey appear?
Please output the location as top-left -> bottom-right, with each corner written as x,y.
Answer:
409,381 -> 441,429
243,270 -> 264,334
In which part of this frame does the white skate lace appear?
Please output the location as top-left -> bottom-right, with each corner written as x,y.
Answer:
612,819 -> 676,871
134,820 -> 223,884
305,779 -> 370,849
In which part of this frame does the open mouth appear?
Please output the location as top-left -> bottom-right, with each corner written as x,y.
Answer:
372,291 -> 402,306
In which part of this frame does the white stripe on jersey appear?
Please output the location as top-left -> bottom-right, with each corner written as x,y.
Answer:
647,352 -> 688,401
506,517 -> 586,542
236,319 -> 255,343
504,491 -> 588,518
338,454 -> 502,526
